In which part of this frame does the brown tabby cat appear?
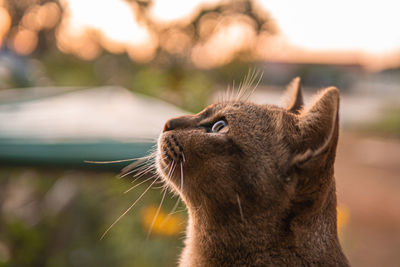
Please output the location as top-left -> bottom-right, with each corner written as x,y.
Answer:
156,77 -> 349,266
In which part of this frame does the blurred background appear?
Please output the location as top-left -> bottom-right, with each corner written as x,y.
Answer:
0,0 -> 399,266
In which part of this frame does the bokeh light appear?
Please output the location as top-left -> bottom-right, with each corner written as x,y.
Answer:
0,1 -> 399,266
192,14 -> 258,68
150,0 -> 219,23
10,28 -> 38,55
57,0 -> 157,61
21,2 -> 60,31
0,6 -> 11,45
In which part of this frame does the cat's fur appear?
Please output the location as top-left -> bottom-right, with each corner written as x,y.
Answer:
156,77 -> 349,266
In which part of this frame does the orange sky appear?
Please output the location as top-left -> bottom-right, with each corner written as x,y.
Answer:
260,0 -> 400,53
2,0 -> 400,70
61,0 -> 400,69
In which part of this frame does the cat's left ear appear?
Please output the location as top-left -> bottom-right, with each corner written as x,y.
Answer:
291,87 -> 339,166
284,77 -> 304,114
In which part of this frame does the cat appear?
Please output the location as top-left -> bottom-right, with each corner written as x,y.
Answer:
156,77 -> 349,266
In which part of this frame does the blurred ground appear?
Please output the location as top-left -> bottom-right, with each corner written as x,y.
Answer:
336,132 -> 400,267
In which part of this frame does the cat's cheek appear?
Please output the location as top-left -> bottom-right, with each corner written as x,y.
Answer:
155,155 -> 167,179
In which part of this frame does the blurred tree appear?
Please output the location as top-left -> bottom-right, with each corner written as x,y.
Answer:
133,0 -> 277,66
2,0 -> 276,66
129,0 -> 276,110
3,0 -> 62,56
1,0 -> 276,111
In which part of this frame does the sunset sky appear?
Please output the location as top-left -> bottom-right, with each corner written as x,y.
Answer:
61,0 -> 400,69
260,0 -> 400,53
151,0 -> 400,53
1,0 -> 400,69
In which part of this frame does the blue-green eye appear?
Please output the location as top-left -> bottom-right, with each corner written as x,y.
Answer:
211,120 -> 227,133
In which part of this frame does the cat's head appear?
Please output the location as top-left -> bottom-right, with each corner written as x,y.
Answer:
156,77 -> 339,222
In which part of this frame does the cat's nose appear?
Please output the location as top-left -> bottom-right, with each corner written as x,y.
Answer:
163,117 -> 191,132
163,119 -> 175,132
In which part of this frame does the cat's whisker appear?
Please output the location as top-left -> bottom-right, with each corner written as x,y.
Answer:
237,69 -> 251,100
237,69 -> 253,101
231,81 -> 237,102
118,155 -> 156,178
223,84 -> 231,103
168,207 -> 185,216
84,157 -> 139,164
101,177 -> 159,240
159,197 -> 181,227
162,161 -> 172,172
236,194 -> 246,224
130,166 -> 156,182
118,163 -> 153,179
119,161 -> 145,176
181,152 -> 186,162
146,189 -> 167,239
86,155 -> 155,179
128,159 -> 157,177
236,78 -> 245,101
129,175 -> 143,186
151,185 -> 166,190
180,162 -> 184,192
229,84 -> 234,102
118,167 -> 140,179
249,81 -> 261,100
124,175 -> 157,194
245,69 -> 263,101
167,160 -> 176,178
230,80 -> 236,102
118,170 -> 135,179
234,68 -> 262,102
168,164 -> 177,182
131,163 -> 156,179
159,150 -> 168,155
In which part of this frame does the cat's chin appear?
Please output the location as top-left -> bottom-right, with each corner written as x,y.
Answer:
155,151 -> 180,184
156,132 -> 187,186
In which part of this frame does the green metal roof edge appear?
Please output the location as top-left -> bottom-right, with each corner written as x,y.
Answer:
0,141 -> 156,171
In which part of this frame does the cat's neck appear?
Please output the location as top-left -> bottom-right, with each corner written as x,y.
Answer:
179,179 -> 348,266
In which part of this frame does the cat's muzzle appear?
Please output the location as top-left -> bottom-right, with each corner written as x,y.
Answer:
159,134 -> 185,167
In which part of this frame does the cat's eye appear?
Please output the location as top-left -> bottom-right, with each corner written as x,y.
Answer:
211,120 -> 227,133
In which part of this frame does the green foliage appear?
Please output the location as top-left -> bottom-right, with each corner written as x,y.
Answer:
180,71 -> 212,112
35,51 -> 216,112
5,221 -> 45,266
0,168 -> 185,267
361,107 -> 400,138
42,50 -> 101,87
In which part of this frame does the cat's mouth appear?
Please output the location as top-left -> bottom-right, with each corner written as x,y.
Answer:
157,133 -> 185,180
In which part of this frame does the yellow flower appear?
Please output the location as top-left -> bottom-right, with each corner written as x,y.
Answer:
337,204 -> 350,234
141,205 -> 185,236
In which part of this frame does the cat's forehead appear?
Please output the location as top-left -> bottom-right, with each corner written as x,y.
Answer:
199,101 -> 283,118
197,102 -> 242,119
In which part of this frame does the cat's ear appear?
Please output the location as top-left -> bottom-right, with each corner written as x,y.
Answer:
284,77 -> 304,114
291,87 -> 339,166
